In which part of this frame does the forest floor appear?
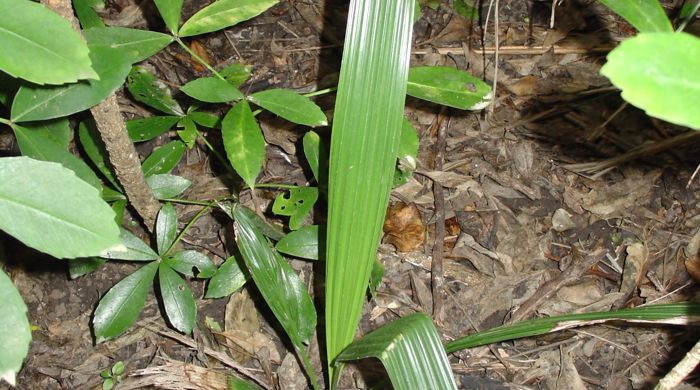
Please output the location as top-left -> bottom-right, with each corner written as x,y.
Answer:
3,0 -> 700,389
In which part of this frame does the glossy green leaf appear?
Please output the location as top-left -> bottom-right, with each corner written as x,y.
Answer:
220,63 -> 251,87
600,32 -> 700,130
233,206 -> 316,347
11,27 -> 172,122
111,199 -> 127,224
445,303 -> 700,353
0,157 -> 121,258
83,27 -> 174,63
179,0 -> 279,37
18,117 -> 71,150
154,0 -> 184,34
73,0 -> 105,29
271,187 -> 318,230
0,0 -> 97,85
159,262 -> 196,334
407,66 -> 492,110
302,131 -> 321,182
164,250 -> 216,278
177,116 -> 198,148
181,76 -> 244,103
368,256 -> 384,299
127,115 -> 180,142
141,140 -> 185,177
0,270 -> 31,387
599,0 -> 672,32
68,257 -> 107,279
79,120 -> 121,190
221,100 -> 265,189
102,228 -> 159,261
156,203 -> 178,255
248,89 -> 327,127
93,261 -> 158,342
325,0 -> 415,380
188,110 -> 220,128
335,313 -> 457,390
275,225 -> 319,260
146,174 -> 192,199
205,255 -> 248,298
12,122 -> 102,190
102,187 -> 125,202
127,66 -> 184,116
397,118 -> 418,160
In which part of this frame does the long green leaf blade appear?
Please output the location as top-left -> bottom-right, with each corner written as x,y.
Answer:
248,89 -> 327,127
156,203 -> 178,255
598,0 -> 672,32
0,157 -> 121,259
154,0 -> 184,34
221,100 -> 265,189
178,0 -> 279,37
0,270 -> 31,387
407,66 -> 492,110
325,0 -> 415,381
445,303 -> 700,353
159,262 -> 196,334
205,255 -> 248,299
0,0 -> 97,84
335,313 -> 457,390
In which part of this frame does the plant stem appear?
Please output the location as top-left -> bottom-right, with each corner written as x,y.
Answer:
298,347 -> 320,390
249,183 -> 299,190
196,131 -> 237,177
0,117 -> 10,126
303,87 -> 337,98
175,37 -> 225,80
166,203 -> 212,255
160,198 -> 220,206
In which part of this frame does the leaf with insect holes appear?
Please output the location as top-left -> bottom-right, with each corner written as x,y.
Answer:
177,116 -> 198,149
163,250 -> 216,278
248,89 -> 327,127
407,66 -> 492,110
93,261 -> 158,342
205,255 -> 248,298
221,100 -> 265,189
275,225 -> 320,260
272,187 -> 318,230
127,116 -> 180,142
141,140 -> 185,177
181,76 -> 243,103
127,66 -> 184,116
179,0 -> 279,37
159,262 -> 196,334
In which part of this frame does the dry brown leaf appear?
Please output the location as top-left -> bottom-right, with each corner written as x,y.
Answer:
189,41 -> 211,73
383,202 -> 425,252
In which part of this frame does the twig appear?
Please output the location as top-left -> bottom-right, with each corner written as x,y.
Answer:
654,337 -> 700,390
431,109 -> 448,326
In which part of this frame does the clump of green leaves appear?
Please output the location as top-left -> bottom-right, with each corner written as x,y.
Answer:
100,361 -> 124,390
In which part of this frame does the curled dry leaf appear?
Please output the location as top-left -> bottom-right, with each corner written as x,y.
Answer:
383,202 -> 425,252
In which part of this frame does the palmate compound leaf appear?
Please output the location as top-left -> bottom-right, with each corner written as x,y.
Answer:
0,270 -> 31,387
407,66 -> 492,110
154,0 -> 184,34
335,312 -> 457,390
158,262 -> 196,334
181,76 -> 243,103
127,66 -> 184,116
221,100 -> 266,189
275,225 -> 320,260
598,0 -> 672,33
233,206 -> 316,348
271,186 -> 318,230
0,157 -> 121,259
248,89 -> 327,127
163,250 -> 216,278
600,32 -> 700,130
178,0 -> 279,37
93,261 -> 158,342
156,203 -> 178,255
0,0 -> 97,85
205,255 -> 248,299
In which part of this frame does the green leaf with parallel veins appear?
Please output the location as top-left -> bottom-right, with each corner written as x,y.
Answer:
275,225 -> 320,260
220,63 -> 251,87
79,120 -> 121,191
146,174 -> 192,199
93,261 -> 158,342
181,77 -> 243,103
271,187 -> 318,230
248,89 -> 327,127
164,250 -> 216,278
598,0 -> 672,32
205,255 -> 248,299
102,228 -> 159,261
179,0 -> 279,37
159,262 -> 196,334
156,203 -> 178,255
600,32 -> 700,130
407,66 -> 492,110
12,122 -> 102,190
0,157 -> 121,259
221,100 -> 265,189
334,313 -> 457,390
127,116 -> 180,142
0,0 -> 97,85
127,66 -> 184,116
154,0 -> 184,34
141,140 -> 185,177
368,256 -> 384,299
68,257 -> 107,279
0,269 -> 31,387
234,206 -> 316,347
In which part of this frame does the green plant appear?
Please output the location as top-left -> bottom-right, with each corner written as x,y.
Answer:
99,361 -> 125,390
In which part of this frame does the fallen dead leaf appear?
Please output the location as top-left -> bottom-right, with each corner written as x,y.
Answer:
383,202 -> 425,252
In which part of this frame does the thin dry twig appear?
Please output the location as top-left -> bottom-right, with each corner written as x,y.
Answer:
431,109 -> 448,326
654,337 -> 700,390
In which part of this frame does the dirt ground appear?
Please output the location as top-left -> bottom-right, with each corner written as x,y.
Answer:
3,0 -> 700,389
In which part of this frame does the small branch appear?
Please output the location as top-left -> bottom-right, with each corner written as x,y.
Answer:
654,337 -> 700,390
431,109 -> 448,325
